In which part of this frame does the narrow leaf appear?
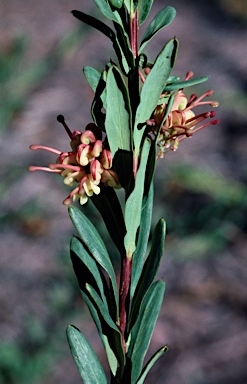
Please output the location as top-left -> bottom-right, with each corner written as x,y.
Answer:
163,75 -> 208,91
69,206 -> 118,310
83,66 -> 101,92
140,6 -> 176,51
66,325 -> 108,384
109,0 -> 123,8
81,291 -> 120,376
114,149 -> 134,196
71,10 -> 115,40
130,183 -> 154,298
124,139 -> 150,257
128,281 -> 166,383
71,236 -> 108,308
138,0 -> 154,25
86,284 -> 120,332
130,218 -> 166,328
91,185 -> 126,254
136,345 -> 169,384
134,38 -> 178,155
105,65 -> 131,158
94,0 -> 123,25
86,284 -> 126,372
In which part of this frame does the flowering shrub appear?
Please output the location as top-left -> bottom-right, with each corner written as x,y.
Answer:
29,1 -> 219,383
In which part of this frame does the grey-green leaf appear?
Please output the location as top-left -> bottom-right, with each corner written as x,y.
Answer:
71,10 -> 115,40
163,75 -> 208,91
124,139 -> 150,257
134,38 -> 178,155
70,236 -> 108,308
105,65 -> 131,158
136,345 -> 169,384
130,183 -> 154,298
140,6 -> 176,51
69,206 -> 118,310
128,281 -> 166,383
138,0 -> 154,25
66,325 -> 107,384
83,66 -> 101,92
130,218 -> 166,328
94,0 -> 123,25
109,0 -> 123,8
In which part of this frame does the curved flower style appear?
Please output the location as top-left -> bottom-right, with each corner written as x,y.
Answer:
29,116 -> 121,205
144,71 -> 220,157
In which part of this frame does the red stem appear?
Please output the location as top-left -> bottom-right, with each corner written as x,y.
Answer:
119,256 -> 132,352
118,8 -> 139,354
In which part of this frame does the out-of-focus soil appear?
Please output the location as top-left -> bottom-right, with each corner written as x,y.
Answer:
1,0 -> 247,383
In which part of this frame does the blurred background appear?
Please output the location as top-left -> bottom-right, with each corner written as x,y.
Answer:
1,0 -> 247,383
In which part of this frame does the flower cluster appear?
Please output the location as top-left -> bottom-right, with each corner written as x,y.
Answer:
143,71 -> 220,157
29,116 -> 120,205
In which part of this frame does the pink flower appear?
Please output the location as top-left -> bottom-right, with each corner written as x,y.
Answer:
143,71 -> 220,156
29,116 -> 120,205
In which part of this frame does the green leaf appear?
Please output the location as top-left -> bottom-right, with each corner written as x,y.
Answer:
163,75 -> 208,91
130,182 -> 153,298
83,66 -> 101,92
109,0 -> 123,8
113,21 -> 134,74
91,185 -> 126,254
136,345 -> 169,384
66,325 -> 108,384
128,281 -> 165,383
130,218 -> 166,328
138,0 -> 154,25
114,149 -> 134,195
94,0 -> 123,24
134,39 -> 178,155
71,10 -> 115,40
91,69 -> 107,131
140,6 -> 176,51
86,284 -> 126,374
69,205 -> 118,310
86,284 -> 120,332
124,139 -> 150,258
70,236 -> 108,308
105,65 -> 131,158
81,291 -> 119,376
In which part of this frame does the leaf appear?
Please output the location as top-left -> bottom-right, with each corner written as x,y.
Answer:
128,281 -> 166,383
70,236 -> 108,308
140,6 -> 176,51
81,291 -> 119,376
113,149 -> 134,195
134,39 -> 178,155
83,66 -> 101,92
86,284 -> 120,332
69,205 -> 118,311
109,0 -> 123,8
138,0 -> 154,25
91,70 -> 107,131
71,10 -> 115,40
91,184 -> 126,254
124,139 -> 150,258
163,75 -> 208,91
130,182 -> 153,298
136,345 -> 169,384
105,65 -> 131,158
86,284 -> 126,374
66,325 -> 108,384
94,0 -> 123,25
130,218 -> 166,328
113,21 -> 134,74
